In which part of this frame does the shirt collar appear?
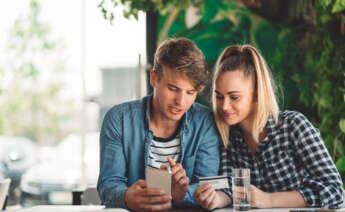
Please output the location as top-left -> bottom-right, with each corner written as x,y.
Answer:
143,95 -> 190,133
230,113 -> 279,144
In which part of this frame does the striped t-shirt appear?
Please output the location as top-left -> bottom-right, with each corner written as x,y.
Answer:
148,128 -> 181,169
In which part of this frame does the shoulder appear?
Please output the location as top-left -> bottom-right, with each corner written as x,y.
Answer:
278,110 -> 311,126
104,98 -> 145,121
278,110 -> 320,138
188,102 -> 214,121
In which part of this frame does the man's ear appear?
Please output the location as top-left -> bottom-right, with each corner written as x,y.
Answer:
150,69 -> 156,87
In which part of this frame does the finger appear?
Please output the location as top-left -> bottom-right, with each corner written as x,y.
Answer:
196,185 -> 214,202
205,190 -> 217,209
176,176 -> 189,188
233,186 -> 246,192
167,157 -> 176,167
135,179 -> 147,188
249,185 -> 254,192
170,163 -> 183,175
194,184 -> 209,198
197,184 -> 212,193
160,164 -> 168,171
174,177 -> 189,191
172,167 -> 186,183
139,187 -> 166,196
144,194 -> 172,204
142,200 -> 171,211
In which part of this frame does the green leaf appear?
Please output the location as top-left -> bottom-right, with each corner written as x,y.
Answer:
336,156 -> 345,172
320,13 -> 332,24
335,139 -> 345,155
340,119 -> 345,133
332,0 -> 345,13
320,0 -> 332,8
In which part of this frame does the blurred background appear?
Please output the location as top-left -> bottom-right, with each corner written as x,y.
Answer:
0,0 -> 344,210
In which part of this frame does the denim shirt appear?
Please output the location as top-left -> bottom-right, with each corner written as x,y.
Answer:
97,95 -> 220,208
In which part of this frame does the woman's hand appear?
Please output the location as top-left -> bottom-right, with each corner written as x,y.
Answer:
250,185 -> 273,208
194,184 -> 231,210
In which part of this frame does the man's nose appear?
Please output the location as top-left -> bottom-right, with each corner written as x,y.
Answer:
175,92 -> 186,106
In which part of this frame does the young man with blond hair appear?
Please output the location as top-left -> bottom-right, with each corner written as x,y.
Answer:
97,37 -> 220,211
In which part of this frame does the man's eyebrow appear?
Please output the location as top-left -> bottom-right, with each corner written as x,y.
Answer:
167,83 -> 178,88
168,83 -> 197,92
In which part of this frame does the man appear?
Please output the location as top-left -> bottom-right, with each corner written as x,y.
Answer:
97,37 -> 220,211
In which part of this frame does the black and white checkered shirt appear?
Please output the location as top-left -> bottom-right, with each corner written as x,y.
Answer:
220,110 -> 344,208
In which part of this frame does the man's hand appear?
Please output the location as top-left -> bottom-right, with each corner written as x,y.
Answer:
164,157 -> 189,202
124,179 -> 172,212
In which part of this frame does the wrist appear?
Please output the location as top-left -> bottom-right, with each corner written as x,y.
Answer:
124,189 -> 131,209
215,190 -> 231,208
172,192 -> 185,203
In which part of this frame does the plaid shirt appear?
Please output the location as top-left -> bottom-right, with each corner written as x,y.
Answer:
220,110 -> 344,208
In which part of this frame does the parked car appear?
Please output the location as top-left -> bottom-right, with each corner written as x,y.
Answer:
20,132 -> 99,206
0,136 -> 39,205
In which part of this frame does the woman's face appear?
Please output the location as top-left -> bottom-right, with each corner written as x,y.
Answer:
215,70 -> 256,126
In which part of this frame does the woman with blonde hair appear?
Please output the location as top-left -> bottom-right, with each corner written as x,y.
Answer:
193,44 -> 344,210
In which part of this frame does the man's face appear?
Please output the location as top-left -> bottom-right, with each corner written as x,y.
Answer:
150,67 -> 198,122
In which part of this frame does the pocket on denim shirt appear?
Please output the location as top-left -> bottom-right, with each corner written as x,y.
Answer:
183,155 -> 196,179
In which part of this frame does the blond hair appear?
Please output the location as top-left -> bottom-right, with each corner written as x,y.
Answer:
212,44 -> 279,147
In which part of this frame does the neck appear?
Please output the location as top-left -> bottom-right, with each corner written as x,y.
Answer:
238,115 -> 267,154
239,116 -> 254,139
150,99 -> 180,138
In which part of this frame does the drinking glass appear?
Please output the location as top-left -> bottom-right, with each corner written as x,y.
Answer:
232,168 -> 250,211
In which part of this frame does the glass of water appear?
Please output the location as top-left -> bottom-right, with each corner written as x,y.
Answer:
232,168 -> 250,211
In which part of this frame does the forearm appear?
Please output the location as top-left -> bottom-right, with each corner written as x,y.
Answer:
270,190 -> 307,208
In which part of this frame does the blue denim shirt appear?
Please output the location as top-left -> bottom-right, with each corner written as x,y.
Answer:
97,95 -> 220,208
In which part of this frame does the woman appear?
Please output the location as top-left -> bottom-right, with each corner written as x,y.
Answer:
194,44 -> 344,210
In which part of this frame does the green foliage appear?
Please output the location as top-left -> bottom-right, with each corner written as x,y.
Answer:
0,0 -> 73,144
332,0 -> 345,13
253,23 -> 279,63
336,156 -> 345,172
98,0 -> 202,22
340,119 -> 345,133
320,0 -> 333,8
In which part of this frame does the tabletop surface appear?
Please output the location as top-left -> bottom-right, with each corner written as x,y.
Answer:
9,205 -> 345,212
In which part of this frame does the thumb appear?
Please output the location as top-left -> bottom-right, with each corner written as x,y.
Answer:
160,164 -> 168,171
136,179 -> 147,188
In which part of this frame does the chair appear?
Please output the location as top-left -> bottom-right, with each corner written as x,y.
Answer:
72,187 -> 101,205
0,178 -> 11,211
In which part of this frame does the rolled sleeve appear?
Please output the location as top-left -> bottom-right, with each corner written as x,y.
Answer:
292,112 -> 344,208
97,109 -> 129,208
99,185 -> 127,208
219,145 -> 233,204
184,113 -> 221,203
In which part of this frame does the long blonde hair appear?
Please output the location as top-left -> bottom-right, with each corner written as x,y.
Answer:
212,44 -> 279,147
